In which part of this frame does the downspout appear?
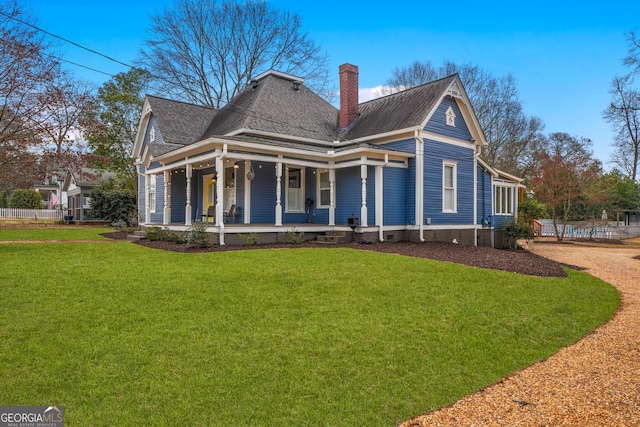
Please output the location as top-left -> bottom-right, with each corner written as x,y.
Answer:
473,145 -> 478,246
378,154 -> 389,243
415,130 -> 425,242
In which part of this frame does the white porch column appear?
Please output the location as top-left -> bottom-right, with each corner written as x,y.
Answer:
163,170 -> 170,225
275,158 -> 283,226
329,166 -> 335,226
360,158 -> 368,227
144,173 -> 151,224
185,164 -> 192,225
376,165 -> 384,242
244,160 -> 252,224
215,155 -> 225,245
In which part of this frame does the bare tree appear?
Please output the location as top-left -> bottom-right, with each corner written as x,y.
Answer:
378,60 -> 545,176
623,30 -> 640,75
0,0 -> 58,190
603,74 -> 640,181
139,0 -> 331,108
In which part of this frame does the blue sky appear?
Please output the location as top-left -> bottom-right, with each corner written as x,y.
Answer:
32,0 -> 640,166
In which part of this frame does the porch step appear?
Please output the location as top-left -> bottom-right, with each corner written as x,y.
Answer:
127,230 -> 147,241
315,231 -> 346,244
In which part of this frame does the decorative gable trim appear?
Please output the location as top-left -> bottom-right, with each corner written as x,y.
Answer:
445,106 -> 456,127
446,81 -> 464,99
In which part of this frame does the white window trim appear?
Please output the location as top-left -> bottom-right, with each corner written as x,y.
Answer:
149,126 -> 156,142
494,184 -> 515,215
317,170 -> 331,208
442,161 -> 457,213
148,174 -> 157,214
285,166 -> 305,213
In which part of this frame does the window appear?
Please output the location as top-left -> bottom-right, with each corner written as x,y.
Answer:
148,175 -> 156,214
445,106 -> 456,127
317,170 -> 331,208
83,193 -> 92,209
443,162 -> 457,212
495,185 -> 514,215
223,167 -> 236,210
286,166 -> 304,212
149,127 -> 156,142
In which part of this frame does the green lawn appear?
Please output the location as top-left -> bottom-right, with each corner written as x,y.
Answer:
0,227 -> 113,241
0,229 -> 619,426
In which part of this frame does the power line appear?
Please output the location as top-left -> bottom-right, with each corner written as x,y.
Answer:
0,9 -> 135,70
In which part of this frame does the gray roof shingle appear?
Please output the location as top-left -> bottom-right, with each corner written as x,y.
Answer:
146,96 -> 217,145
202,74 -> 339,142
340,75 -> 456,141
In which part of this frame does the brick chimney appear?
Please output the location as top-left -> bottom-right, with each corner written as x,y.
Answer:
339,63 -> 359,128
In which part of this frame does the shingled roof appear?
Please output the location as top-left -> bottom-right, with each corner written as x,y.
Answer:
146,96 -> 217,146
201,73 -> 339,142
143,70 -> 461,151
341,75 -> 456,141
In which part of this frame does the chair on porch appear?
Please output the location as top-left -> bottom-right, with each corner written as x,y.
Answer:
202,205 -> 215,223
225,205 -> 240,223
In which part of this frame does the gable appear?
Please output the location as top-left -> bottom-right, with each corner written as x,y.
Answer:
424,97 -> 472,142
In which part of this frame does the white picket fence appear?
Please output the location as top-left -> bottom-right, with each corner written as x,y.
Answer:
0,208 -> 63,220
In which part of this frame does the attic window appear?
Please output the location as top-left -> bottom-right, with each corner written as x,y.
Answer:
445,106 -> 456,127
149,127 -> 156,142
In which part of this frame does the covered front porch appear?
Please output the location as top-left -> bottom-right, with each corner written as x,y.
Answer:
139,139 -> 411,245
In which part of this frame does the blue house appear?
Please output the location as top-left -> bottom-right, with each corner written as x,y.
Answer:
132,64 -> 522,247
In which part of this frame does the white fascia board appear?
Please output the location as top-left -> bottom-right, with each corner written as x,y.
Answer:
132,98 -> 152,158
227,128 -> 335,147
494,168 -> 524,183
477,157 -> 499,178
346,126 -> 420,144
253,69 -> 305,83
420,130 -> 476,150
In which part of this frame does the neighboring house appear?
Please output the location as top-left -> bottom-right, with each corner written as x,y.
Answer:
132,64 -> 523,247
63,168 -> 116,222
32,175 -> 67,210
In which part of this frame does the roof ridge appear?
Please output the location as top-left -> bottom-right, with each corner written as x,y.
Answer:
359,73 -> 457,105
146,94 -> 217,111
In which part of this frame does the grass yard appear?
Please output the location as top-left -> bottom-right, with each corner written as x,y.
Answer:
0,229 -> 619,426
0,226 -> 113,241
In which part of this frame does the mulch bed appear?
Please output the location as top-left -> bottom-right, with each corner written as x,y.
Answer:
103,232 -> 566,278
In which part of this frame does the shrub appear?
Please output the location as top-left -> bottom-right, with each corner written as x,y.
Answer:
145,226 -> 181,242
238,232 -> 259,246
90,184 -> 137,225
111,220 -> 129,232
183,220 -> 211,248
9,189 -> 42,209
504,218 -> 533,249
285,227 -> 304,244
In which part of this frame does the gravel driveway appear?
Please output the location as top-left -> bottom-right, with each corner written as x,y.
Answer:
401,237 -> 640,427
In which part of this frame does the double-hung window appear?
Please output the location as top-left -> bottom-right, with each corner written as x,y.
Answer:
442,162 -> 457,213
495,185 -> 514,215
317,170 -> 331,208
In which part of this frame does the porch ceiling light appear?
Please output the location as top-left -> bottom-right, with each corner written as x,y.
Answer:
233,161 -> 240,169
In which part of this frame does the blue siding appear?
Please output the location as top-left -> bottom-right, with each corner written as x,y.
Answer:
138,166 -> 146,220
145,116 -> 163,145
477,165 -> 493,225
423,140 -> 475,225
407,158 -> 416,225
425,97 -> 472,141
149,175 -> 164,223
250,163 -> 276,223
171,172 -> 187,223
380,138 -> 415,153
305,169 -> 328,224
366,166 -> 375,225
335,167 -> 361,225
383,167 -> 407,225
